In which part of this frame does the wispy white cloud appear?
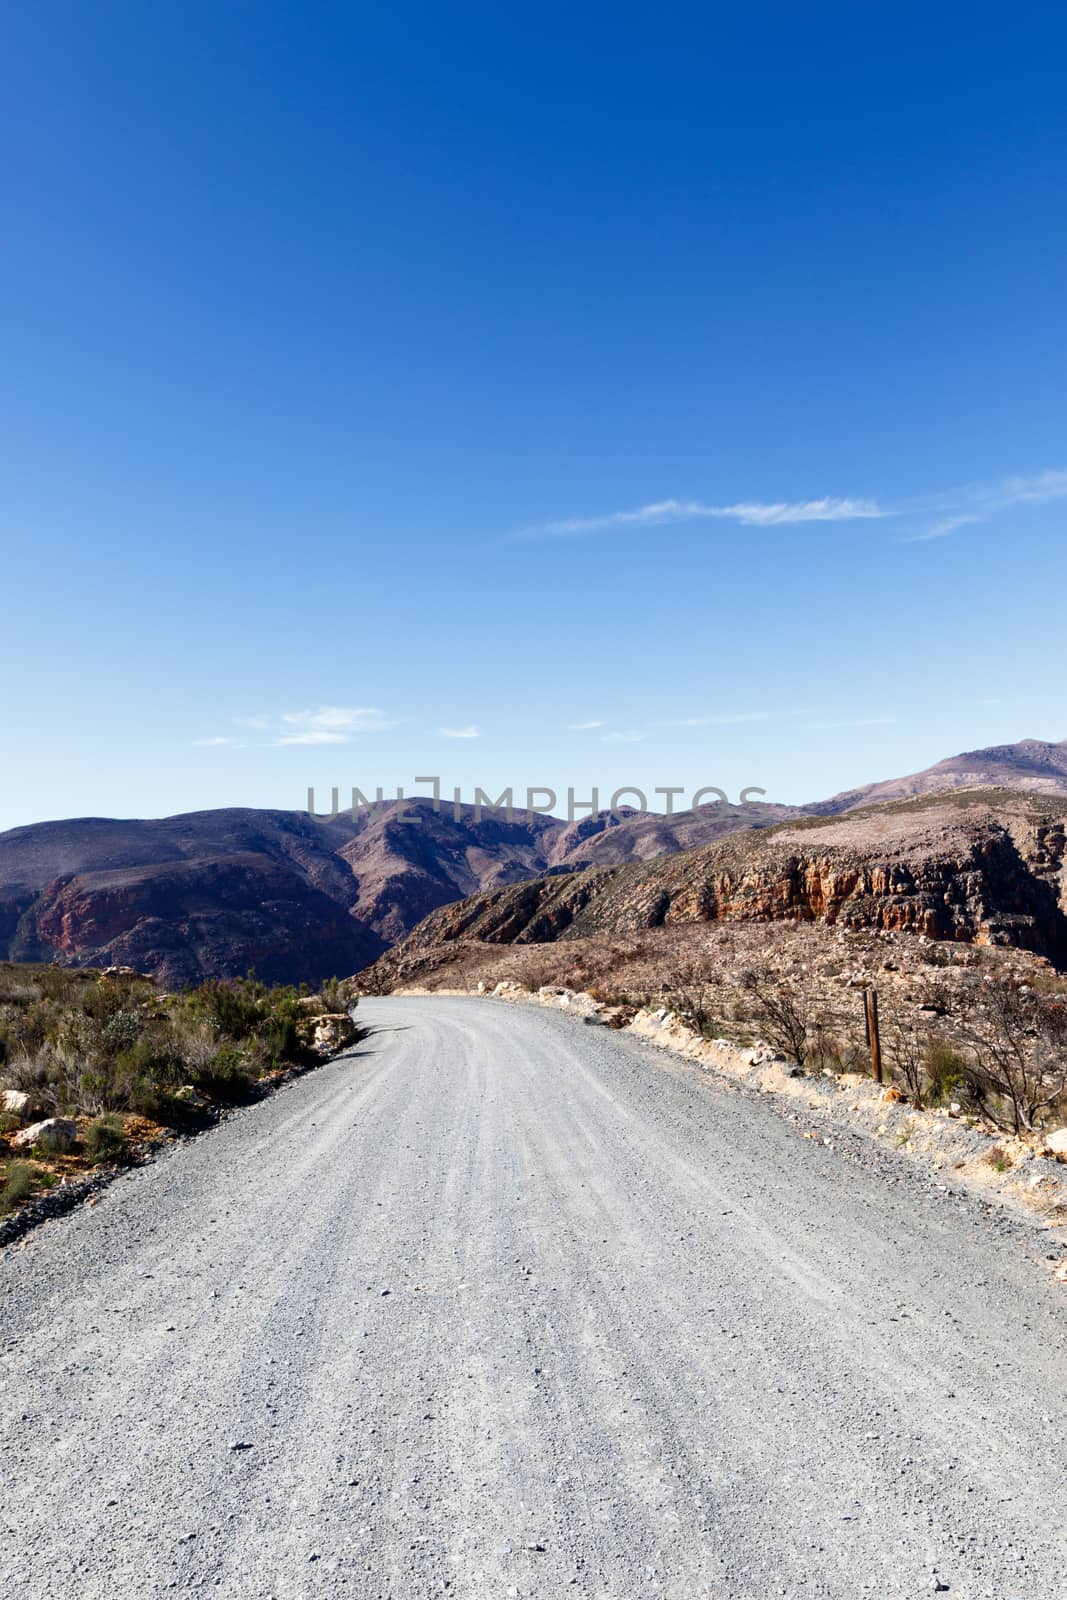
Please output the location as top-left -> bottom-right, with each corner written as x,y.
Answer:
602,730 -> 645,743
439,724 -> 480,739
275,730 -> 351,747
901,513 -> 983,543
515,465 -> 1067,547
672,712 -> 770,727
569,719 -> 606,730
229,705 -> 397,747
192,736 -> 238,747
991,468 -> 1067,507
517,496 -> 887,538
280,706 -> 394,735
900,467 -> 1067,542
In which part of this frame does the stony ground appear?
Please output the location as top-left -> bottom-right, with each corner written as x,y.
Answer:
375,920 -> 1066,1065
2,996 -> 1065,1597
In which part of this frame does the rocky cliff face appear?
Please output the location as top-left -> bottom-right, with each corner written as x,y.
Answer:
0,811 -> 379,987
391,791 -> 1067,967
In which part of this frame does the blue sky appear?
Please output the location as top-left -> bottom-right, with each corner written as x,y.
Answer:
2,2 -> 1065,829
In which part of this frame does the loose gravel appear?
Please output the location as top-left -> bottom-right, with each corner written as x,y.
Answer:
1,994 -> 1064,1599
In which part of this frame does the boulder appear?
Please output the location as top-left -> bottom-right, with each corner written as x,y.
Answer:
312,1013 -> 359,1055
10,1117 -> 78,1153
0,1089 -> 37,1121
1041,1127 -> 1067,1160
174,1085 -> 211,1108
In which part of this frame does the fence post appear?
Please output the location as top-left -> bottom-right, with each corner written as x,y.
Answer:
865,987 -> 883,1084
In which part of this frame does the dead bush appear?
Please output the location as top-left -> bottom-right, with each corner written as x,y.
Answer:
737,970 -> 811,1066
663,961 -> 721,1037
961,985 -> 1067,1133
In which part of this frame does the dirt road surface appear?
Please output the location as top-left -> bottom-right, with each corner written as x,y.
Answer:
1,995 -> 1064,1598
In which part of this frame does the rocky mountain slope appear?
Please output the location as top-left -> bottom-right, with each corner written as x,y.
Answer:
4,737 -> 1065,984
0,811 -> 381,987
383,790 -> 1067,968
812,737 -> 1067,814
0,798 -> 790,984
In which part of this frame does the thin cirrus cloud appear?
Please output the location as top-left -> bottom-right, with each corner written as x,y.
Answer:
602,730 -> 645,743
192,736 -> 239,747
202,706 -> 396,747
903,467 -> 1067,541
901,513 -> 983,544
514,466 -> 1067,545
439,724 -> 480,739
516,496 -> 886,538
569,719 -> 606,730
274,706 -> 395,746
992,467 -> 1067,506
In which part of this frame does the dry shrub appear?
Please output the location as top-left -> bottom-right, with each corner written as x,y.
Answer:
961,985 -> 1067,1133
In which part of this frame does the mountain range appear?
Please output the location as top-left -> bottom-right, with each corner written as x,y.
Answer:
1,737 -> 1065,984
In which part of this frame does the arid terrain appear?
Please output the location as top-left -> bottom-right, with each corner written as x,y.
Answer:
361,789 -> 1067,1138
4,738 -> 1067,986
0,799 -> 792,985
375,789 -> 1067,962
810,735 -> 1067,813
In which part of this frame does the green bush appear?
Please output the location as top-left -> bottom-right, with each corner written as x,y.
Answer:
187,979 -> 268,1041
189,1047 -> 257,1105
0,963 -> 355,1130
924,1039 -> 969,1105
0,1161 -> 34,1216
85,1114 -> 129,1165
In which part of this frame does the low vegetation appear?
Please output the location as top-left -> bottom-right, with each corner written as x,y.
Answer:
360,922 -> 1067,1138
0,962 -> 366,1219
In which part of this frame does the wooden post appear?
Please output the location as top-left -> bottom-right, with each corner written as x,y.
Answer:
865,988 -> 883,1084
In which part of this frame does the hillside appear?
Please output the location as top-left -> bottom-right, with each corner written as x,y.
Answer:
812,737 -> 1067,814
378,789 -> 1067,969
0,798 -> 790,984
0,811 -> 380,987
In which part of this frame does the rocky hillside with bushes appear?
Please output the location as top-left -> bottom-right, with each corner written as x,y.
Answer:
367,918 -> 1067,1140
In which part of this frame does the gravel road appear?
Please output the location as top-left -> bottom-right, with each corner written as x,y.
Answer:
1,995 -> 1065,1599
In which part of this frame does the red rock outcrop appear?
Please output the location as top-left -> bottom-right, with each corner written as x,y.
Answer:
387,791 -> 1067,969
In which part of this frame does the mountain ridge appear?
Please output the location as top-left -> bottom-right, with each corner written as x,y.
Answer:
4,737 -> 1067,983
809,736 -> 1067,814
